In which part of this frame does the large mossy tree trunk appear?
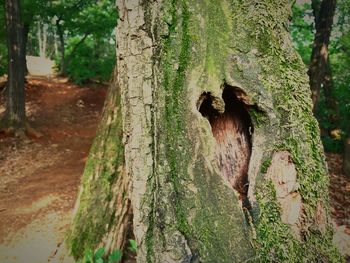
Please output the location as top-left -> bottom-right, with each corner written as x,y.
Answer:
66,0 -> 342,262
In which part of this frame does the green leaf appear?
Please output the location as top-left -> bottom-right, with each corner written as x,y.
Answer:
94,247 -> 105,260
129,239 -> 137,253
108,249 -> 122,263
96,258 -> 104,263
84,249 -> 94,263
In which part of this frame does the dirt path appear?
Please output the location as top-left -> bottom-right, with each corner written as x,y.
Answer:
327,153 -> 350,260
0,76 -> 107,262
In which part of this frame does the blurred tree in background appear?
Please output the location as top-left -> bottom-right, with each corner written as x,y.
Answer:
0,3 -> 7,76
0,0 -> 117,83
291,0 -> 350,156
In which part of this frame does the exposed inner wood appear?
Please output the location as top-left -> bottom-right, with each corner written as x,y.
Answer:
199,87 -> 252,203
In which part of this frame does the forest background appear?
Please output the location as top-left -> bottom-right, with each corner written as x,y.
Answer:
0,0 -> 349,160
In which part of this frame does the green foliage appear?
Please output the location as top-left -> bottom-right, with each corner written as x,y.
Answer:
0,0 -> 117,82
128,239 -> 137,253
77,247 -> 122,263
290,3 -> 314,65
76,239 -> 137,263
67,0 -> 117,38
0,41 -> 6,76
65,35 -> 115,84
57,0 -> 117,84
108,250 -> 123,263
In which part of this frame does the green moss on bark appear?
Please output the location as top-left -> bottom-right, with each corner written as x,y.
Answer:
66,87 -> 125,259
68,0 -> 343,261
146,0 -> 255,261
227,1 -> 342,260
145,0 -> 193,257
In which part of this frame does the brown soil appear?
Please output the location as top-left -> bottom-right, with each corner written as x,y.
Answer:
0,76 -> 107,262
0,76 -> 349,262
327,153 -> 350,261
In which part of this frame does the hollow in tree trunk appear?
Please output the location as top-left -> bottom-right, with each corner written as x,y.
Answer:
66,1 -> 343,262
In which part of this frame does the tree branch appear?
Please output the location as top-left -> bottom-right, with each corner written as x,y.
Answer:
65,32 -> 91,65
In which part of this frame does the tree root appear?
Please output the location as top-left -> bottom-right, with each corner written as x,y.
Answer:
0,115 -> 43,139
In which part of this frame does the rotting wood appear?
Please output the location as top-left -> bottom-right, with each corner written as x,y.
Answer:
199,85 -> 252,207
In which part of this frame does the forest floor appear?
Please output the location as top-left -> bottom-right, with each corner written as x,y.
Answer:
0,76 -> 107,262
0,76 -> 349,262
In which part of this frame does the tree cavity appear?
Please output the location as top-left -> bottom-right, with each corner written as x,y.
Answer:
198,86 -> 253,208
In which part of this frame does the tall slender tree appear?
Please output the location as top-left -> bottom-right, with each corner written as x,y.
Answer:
308,0 -> 337,112
344,129 -> 350,177
0,0 -> 26,134
64,0 -> 343,262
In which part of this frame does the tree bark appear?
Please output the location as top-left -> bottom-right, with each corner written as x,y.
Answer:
308,0 -> 337,112
343,128 -> 350,178
38,22 -> 42,57
37,22 -> 48,59
66,67 -> 131,259
23,23 -> 29,76
56,19 -> 65,75
323,61 -> 338,126
1,0 -> 26,132
66,1 -> 342,262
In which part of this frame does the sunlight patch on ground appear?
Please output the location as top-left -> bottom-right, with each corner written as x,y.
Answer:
26,56 -> 55,76
14,195 -> 59,214
333,222 -> 350,258
0,210 -> 71,263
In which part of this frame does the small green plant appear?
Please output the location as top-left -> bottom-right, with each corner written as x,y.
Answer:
128,239 -> 137,253
77,247 -> 122,263
77,239 -> 137,263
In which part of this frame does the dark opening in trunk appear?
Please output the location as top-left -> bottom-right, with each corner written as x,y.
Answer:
198,86 -> 252,207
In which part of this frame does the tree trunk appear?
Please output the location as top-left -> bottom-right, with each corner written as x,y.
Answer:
38,22 -> 43,57
37,22 -> 48,59
1,0 -> 26,132
323,61 -> 339,128
42,23 -> 47,59
343,128 -> 350,177
23,23 -> 29,76
54,33 -> 59,58
308,0 -> 337,112
56,19 -> 65,75
66,1 -> 342,262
